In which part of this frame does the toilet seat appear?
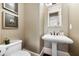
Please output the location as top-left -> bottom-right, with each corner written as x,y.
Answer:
10,50 -> 31,56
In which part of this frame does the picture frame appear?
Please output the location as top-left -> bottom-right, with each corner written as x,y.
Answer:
2,3 -> 18,14
2,12 -> 18,29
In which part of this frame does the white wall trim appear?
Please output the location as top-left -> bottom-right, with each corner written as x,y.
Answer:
23,49 -> 40,56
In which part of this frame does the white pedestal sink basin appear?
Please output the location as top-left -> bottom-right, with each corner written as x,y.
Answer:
42,34 -> 73,56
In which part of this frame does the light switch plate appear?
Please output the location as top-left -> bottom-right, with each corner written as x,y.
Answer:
69,24 -> 72,30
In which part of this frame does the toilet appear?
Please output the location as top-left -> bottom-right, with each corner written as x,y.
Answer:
10,50 -> 31,56
0,39 -> 31,56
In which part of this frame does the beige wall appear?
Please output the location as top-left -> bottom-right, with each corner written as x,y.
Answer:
0,4 -> 25,46
0,4 -> 2,43
24,3 -> 44,53
68,4 -> 79,56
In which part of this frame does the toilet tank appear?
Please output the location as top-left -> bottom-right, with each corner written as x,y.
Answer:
5,39 -> 22,56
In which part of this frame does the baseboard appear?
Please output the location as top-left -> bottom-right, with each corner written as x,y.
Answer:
40,47 -> 52,56
40,47 -> 44,56
23,49 -> 40,56
39,47 -> 70,56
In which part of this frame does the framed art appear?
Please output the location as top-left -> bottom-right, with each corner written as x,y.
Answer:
2,12 -> 18,29
2,3 -> 18,14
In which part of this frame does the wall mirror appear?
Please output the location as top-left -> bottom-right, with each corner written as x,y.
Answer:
48,4 -> 62,27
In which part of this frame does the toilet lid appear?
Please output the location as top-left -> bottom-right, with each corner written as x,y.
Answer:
10,50 -> 31,56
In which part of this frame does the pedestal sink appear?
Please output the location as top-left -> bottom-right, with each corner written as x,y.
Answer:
42,34 -> 73,56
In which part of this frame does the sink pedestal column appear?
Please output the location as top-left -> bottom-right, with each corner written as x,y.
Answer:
52,43 -> 57,56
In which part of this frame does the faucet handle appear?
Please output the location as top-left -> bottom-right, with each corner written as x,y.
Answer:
56,33 -> 59,35
50,32 -> 52,35
53,31 -> 55,35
